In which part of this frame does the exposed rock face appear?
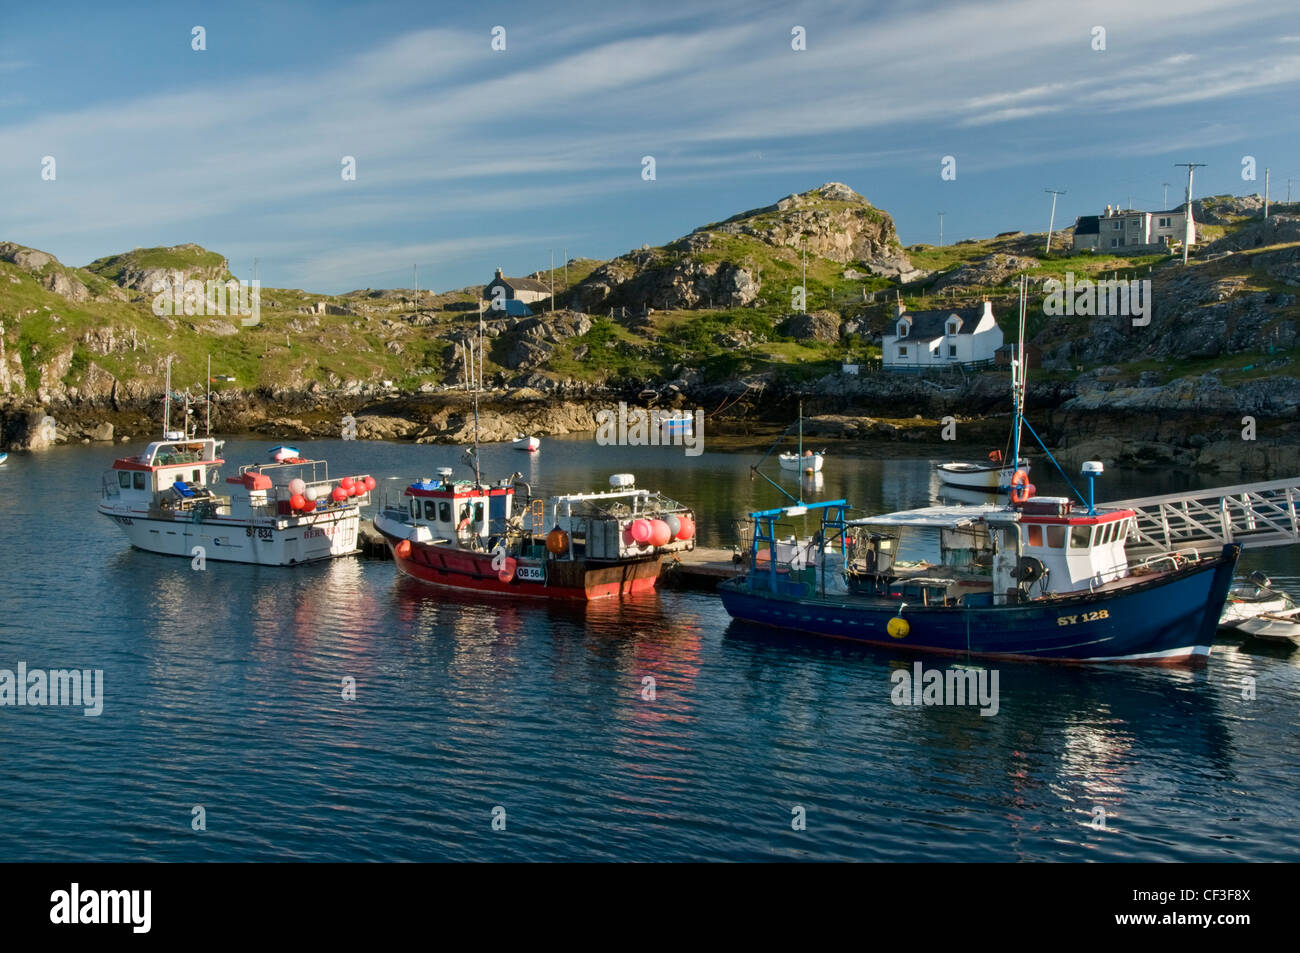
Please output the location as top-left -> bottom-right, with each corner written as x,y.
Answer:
1193,194 -> 1265,225
499,313 -> 593,369
779,310 -> 841,342
0,242 -> 56,271
932,254 -> 1039,292
0,242 -> 93,303
86,243 -> 231,294
577,256 -> 758,312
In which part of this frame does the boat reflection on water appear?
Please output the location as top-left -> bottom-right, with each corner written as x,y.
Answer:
719,618 -> 1237,853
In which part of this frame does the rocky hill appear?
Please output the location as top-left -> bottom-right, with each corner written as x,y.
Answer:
3,187 -> 1300,470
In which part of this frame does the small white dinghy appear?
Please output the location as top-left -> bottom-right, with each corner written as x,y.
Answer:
1237,613 -> 1300,645
512,435 -> 540,452
779,450 -> 824,473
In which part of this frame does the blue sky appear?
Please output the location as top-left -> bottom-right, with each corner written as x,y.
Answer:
2,0 -> 1298,294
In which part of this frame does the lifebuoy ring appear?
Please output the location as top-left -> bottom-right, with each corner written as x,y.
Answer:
1009,469 -> 1032,504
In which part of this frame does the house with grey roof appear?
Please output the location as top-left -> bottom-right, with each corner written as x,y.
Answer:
482,267 -> 551,313
1072,204 -> 1193,253
881,301 -> 1002,370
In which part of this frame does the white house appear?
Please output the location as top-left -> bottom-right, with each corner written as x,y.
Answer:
1073,204 -> 1194,253
881,301 -> 1003,370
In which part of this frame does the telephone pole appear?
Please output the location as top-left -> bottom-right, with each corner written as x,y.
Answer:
1264,167 -> 1270,219
938,211 -> 945,247
1044,189 -> 1066,254
1174,162 -> 1206,265
1162,182 -> 1172,208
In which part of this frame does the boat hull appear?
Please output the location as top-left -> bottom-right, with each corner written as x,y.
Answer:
719,544 -> 1240,663
779,454 -> 823,473
375,524 -> 662,600
97,505 -> 360,565
937,460 -> 1029,490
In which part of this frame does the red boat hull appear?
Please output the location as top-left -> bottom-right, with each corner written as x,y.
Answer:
379,530 -> 663,600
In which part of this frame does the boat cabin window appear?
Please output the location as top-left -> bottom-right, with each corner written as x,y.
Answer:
119,472 -> 132,488
1046,525 -> 1066,548
1026,525 -> 1043,547
193,470 -> 201,483
1070,525 -> 1092,549
133,472 -> 147,490
424,501 -> 437,520
439,502 -> 451,522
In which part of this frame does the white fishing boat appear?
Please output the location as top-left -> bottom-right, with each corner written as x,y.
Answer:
937,453 -> 1030,490
779,450 -> 824,473
98,439 -> 375,565
512,435 -> 540,452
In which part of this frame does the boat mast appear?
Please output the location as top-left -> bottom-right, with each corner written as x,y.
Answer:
206,354 -> 212,436
163,356 -> 171,437
1011,275 -> 1027,468
797,398 -> 804,505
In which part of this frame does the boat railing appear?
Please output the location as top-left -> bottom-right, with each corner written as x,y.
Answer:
1136,549 -> 1203,573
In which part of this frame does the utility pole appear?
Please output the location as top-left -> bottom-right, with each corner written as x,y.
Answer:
1288,178 -> 1294,204
563,247 -> 568,294
1162,182 -> 1172,209
938,211 -> 945,247
800,239 -> 807,313
1264,167 -> 1270,219
549,249 -> 554,312
1174,162 -> 1206,265
1044,189 -> 1066,254
413,264 -> 419,297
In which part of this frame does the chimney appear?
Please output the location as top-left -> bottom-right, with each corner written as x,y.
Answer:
495,267 -> 503,279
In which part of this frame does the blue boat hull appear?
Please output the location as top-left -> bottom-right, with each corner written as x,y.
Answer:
719,545 -> 1241,663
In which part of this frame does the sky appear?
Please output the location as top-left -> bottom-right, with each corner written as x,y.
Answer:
1,0 -> 1298,294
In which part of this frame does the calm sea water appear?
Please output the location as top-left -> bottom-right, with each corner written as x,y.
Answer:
1,435 -> 1297,861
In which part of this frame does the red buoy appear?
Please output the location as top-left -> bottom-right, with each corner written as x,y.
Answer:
394,539 -> 412,559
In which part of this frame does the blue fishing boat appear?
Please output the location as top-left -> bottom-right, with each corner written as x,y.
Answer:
719,495 -> 1240,663
721,278 -> 1240,663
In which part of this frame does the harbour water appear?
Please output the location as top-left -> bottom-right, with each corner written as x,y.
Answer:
1,436 -> 1297,861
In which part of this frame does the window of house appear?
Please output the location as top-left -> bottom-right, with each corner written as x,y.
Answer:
898,346 -> 908,358
1046,525 -> 1066,548
1113,222 -> 1122,230
1159,217 -> 1171,227
898,323 -> 908,338
1110,238 -> 1119,247
1071,525 -> 1093,548
947,321 -> 959,335
948,344 -> 957,358
133,472 -> 147,490
119,472 -> 132,488
1027,525 -> 1043,547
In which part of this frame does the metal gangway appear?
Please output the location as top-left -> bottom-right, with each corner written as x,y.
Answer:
1109,476 -> 1300,558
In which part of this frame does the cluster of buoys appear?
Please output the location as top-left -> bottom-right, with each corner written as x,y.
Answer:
287,474 -> 376,512
624,514 -> 695,548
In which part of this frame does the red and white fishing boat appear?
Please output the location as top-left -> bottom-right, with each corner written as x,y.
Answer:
373,469 -> 697,599
98,438 -> 376,565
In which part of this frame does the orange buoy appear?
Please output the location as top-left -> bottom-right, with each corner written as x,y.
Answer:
1010,469 -> 1032,505
394,539 -> 412,559
630,519 -> 652,544
289,493 -> 306,510
675,515 -> 695,541
546,528 -> 569,554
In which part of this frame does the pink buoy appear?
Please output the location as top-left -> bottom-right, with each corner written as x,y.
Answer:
676,515 -> 695,541
332,486 -> 348,502
630,519 -> 652,544
363,475 -> 376,492
648,519 -> 672,546
289,493 -> 306,510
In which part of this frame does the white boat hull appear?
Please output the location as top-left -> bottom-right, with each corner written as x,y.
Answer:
1237,614 -> 1300,644
937,460 -> 1028,490
513,436 -> 540,452
780,453 -> 823,473
97,503 -> 360,565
